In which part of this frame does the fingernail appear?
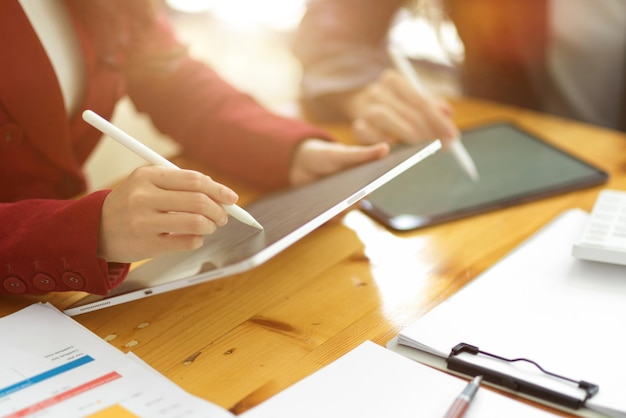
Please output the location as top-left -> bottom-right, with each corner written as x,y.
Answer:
226,188 -> 238,203
217,212 -> 229,227
446,127 -> 459,141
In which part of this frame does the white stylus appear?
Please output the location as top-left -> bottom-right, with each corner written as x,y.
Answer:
388,44 -> 479,181
82,110 -> 263,230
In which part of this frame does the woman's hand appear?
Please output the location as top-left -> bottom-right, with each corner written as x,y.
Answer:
289,139 -> 390,186
347,69 -> 458,145
98,166 -> 238,263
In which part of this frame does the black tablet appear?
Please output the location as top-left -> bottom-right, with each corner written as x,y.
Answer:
360,122 -> 608,231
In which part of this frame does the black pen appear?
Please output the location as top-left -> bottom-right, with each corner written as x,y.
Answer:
444,375 -> 482,418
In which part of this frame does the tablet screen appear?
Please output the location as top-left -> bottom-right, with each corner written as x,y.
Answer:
360,122 -> 608,231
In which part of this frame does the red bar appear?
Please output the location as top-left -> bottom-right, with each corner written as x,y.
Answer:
6,371 -> 122,418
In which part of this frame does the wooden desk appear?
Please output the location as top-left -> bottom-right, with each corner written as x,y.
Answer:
2,98 -> 626,416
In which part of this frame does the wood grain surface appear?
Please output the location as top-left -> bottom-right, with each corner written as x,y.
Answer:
3,98 -> 625,416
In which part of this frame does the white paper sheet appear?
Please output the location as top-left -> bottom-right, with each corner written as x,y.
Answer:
242,341 -> 557,418
0,303 -> 233,418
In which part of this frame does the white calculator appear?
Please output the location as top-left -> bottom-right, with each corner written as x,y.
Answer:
573,189 -> 626,266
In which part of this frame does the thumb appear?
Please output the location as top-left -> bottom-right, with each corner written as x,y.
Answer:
331,142 -> 390,171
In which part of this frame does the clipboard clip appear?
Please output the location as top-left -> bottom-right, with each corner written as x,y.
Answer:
446,343 -> 599,410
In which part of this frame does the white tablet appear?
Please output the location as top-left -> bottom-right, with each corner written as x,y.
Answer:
65,140 -> 441,315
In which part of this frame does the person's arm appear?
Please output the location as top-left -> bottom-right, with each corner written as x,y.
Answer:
0,191 -> 129,296
122,12 -> 335,191
292,0 -> 404,121
293,0 -> 458,144
127,57 -> 332,190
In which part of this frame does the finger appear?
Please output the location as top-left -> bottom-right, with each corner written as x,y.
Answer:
152,233 -> 206,255
385,74 -> 458,141
153,211 -> 219,236
116,177 -> 229,228
360,104 -> 420,143
400,95 -> 458,142
103,199 -> 221,237
436,97 -> 455,118
348,142 -> 390,165
353,118 -> 395,145
375,71 -> 435,139
138,167 -> 239,205
362,80 -> 421,141
324,142 -> 390,174
150,190 -> 229,227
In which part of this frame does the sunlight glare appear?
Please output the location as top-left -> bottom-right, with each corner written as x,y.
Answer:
166,0 -> 218,14
342,211 -> 436,326
167,0 -> 307,31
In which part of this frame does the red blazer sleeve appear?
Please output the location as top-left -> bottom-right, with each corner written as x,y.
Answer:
0,3 -> 331,297
0,190 -> 129,296
125,15 -> 333,190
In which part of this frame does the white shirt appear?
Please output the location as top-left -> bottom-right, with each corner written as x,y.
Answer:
19,0 -> 85,118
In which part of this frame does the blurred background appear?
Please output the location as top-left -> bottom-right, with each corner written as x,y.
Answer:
84,0 -> 462,190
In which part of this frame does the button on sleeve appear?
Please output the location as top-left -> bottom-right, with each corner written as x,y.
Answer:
32,272 -> 57,292
61,271 -> 85,290
2,276 -> 27,294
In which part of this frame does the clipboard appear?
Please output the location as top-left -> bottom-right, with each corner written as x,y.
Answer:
387,209 -> 626,418
360,122 -> 608,231
446,343 -> 598,410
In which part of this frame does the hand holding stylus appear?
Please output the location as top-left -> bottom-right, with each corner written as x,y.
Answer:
340,42 -> 479,181
82,110 -> 261,263
83,110 -> 262,230
387,44 -> 479,181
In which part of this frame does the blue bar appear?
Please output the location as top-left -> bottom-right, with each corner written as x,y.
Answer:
0,355 -> 94,398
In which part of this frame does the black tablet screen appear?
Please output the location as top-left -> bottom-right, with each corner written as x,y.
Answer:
360,122 -> 608,231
